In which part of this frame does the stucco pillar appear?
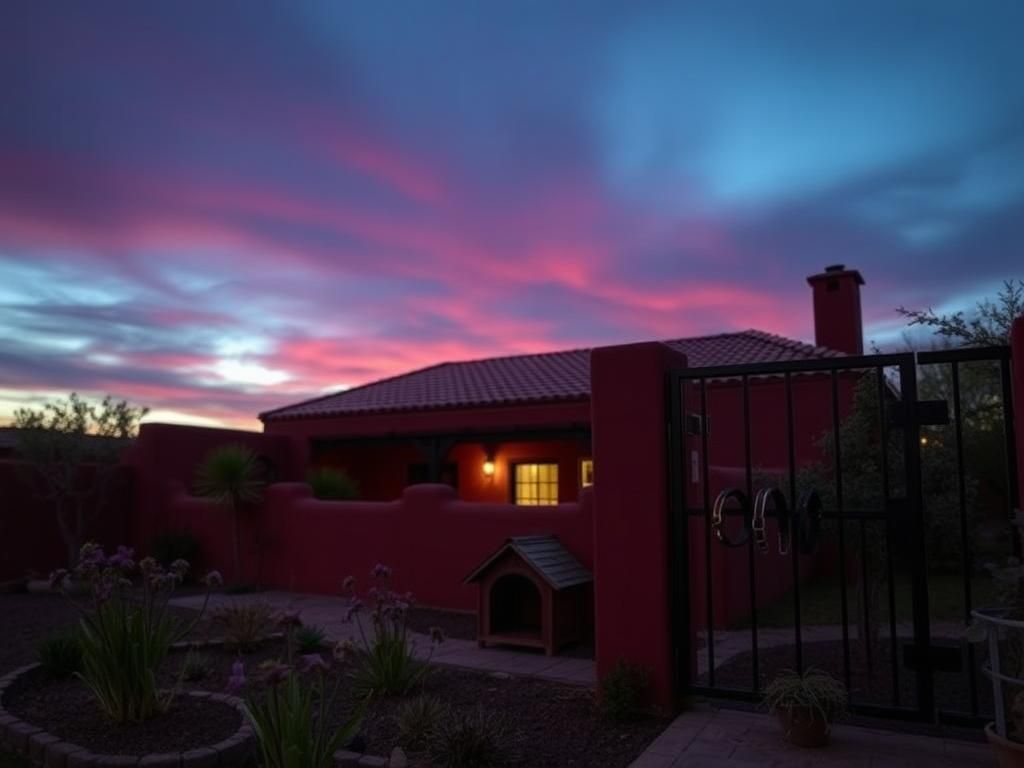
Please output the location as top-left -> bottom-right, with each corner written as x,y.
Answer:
1012,316 -> 1024,515
590,341 -> 689,710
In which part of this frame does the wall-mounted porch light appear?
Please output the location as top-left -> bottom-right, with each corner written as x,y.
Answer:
482,444 -> 497,478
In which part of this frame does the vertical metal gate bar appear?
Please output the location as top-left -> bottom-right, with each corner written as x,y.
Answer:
700,378 -> 715,688
742,374 -> 759,692
950,361 -> 979,716
901,356 -> 934,719
877,366 -> 900,707
1001,357 -> 1021,558
667,371 -> 689,694
785,372 -> 803,674
831,370 -> 853,696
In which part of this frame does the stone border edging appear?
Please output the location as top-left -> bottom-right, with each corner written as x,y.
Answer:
0,664 -> 255,768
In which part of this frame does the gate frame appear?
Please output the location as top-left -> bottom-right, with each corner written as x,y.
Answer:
667,345 -> 1019,723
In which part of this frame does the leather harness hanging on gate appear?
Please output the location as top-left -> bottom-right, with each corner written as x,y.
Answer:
711,488 -> 751,548
753,487 -> 790,555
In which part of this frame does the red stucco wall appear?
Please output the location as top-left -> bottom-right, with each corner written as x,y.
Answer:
159,481 -> 594,611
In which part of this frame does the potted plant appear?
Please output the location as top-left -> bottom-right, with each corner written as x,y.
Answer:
763,668 -> 847,747
967,510 -> 1024,767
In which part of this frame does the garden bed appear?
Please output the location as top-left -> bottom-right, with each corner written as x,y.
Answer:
0,594 -> 663,767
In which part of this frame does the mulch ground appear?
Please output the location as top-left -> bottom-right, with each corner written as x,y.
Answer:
3,666 -> 241,754
0,593 -> 662,767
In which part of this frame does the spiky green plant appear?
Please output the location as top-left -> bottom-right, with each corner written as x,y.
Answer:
763,668 -> 848,726
194,444 -> 265,584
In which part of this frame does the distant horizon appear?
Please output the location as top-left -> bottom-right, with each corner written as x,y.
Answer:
3,2 -> 1022,430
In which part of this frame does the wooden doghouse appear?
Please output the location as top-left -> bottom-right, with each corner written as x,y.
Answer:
464,535 -> 592,656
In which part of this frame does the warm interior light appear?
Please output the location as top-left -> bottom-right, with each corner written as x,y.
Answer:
483,460 -> 496,476
920,436 -> 929,446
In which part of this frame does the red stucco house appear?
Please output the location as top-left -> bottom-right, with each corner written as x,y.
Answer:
259,265 -> 865,504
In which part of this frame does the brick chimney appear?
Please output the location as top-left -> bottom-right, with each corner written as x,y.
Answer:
806,264 -> 864,354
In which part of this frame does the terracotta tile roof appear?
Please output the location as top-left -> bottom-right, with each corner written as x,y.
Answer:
260,330 -> 841,421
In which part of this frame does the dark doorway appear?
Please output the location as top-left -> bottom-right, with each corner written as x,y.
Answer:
490,574 -> 542,636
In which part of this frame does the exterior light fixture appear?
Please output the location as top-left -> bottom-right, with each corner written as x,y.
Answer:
482,443 -> 497,477
920,436 -> 929,446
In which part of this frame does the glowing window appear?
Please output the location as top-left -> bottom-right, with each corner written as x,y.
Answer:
580,458 -> 594,487
513,463 -> 558,506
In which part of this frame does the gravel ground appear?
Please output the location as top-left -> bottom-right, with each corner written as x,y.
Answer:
0,593 -> 663,766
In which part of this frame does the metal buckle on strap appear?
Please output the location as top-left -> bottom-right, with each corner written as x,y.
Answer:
711,488 -> 751,548
753,487 -> 792,555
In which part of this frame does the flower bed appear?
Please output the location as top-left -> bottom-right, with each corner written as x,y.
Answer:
0,664 -> 252,768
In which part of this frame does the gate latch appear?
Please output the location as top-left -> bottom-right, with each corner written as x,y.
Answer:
887,400 -> 950,428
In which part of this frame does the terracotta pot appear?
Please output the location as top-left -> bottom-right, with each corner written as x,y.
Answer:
986,722 -> 1024,768
776,707 -> 830,748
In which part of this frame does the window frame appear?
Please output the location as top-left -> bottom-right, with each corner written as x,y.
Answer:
579,457 -> 594,488
509,460 -> 560,506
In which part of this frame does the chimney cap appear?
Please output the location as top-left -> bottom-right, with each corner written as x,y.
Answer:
807,265 -> 865,286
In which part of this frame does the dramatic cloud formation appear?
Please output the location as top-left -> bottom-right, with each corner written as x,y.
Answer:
2,1 -> 1022,428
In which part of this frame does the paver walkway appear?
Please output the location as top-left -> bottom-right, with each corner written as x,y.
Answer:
630,705 -> 990,767
170,590 -> 596,685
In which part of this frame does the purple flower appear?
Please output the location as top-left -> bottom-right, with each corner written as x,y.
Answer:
170,559 -> 190,577
226,661 -> 246,694
108,545 -> 135,571
80,542 -> 106,566
203,570 -> 224,588
371,563 -> 392,580
300,654 -> 329,674
342,575 -> 356,593
139,557 -> 159,577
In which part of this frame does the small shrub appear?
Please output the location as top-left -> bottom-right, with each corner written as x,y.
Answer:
179,648 -> 213,682
763,668 -> 847,725
308,466 -> 359,500
295,624 -> 327,654
150,530 -> 201,573
396,695 -> 444,753
599,660 -> 650,721
430,707 -> 506,768
343,565 -> 444,697
37,630 -> 83,679
212,600 -> 275,652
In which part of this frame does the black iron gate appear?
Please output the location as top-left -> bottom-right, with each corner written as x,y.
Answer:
667,347 -> 1019,723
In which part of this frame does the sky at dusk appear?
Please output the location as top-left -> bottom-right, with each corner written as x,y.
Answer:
2,1 -> 1023,430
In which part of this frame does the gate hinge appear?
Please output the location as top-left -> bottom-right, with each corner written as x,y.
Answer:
686,413 -> 709,436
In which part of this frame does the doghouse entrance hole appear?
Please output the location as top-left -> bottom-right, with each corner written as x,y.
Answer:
490,574 -> 541,636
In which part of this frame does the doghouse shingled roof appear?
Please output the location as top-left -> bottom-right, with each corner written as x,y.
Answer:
261,329 -> 840,421
464,535 -> 593,590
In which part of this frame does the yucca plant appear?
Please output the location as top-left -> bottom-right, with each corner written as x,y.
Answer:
194,444 -> 265,585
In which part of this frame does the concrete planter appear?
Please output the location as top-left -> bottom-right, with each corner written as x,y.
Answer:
0,664 -> 254,768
